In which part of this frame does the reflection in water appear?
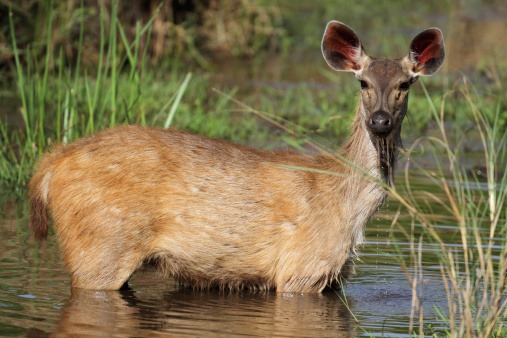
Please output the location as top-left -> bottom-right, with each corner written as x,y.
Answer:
0,184 -> 461,337
49,285 -> 354,336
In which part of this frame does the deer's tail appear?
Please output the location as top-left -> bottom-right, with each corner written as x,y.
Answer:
28,158 -> 54,241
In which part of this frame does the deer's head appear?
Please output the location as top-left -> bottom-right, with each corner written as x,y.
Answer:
321,21 -> 445,183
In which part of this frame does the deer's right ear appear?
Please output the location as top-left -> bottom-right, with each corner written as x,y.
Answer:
322,21 -> 367,74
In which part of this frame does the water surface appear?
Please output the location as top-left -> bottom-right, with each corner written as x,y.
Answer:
0,176 -> 458,337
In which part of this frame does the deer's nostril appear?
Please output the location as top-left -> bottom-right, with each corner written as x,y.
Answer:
368,111 -> 393,135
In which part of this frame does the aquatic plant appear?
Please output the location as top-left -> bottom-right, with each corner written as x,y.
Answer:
390,79 -> 507,337
1,1 -> 353,194
0,1 -> 228,193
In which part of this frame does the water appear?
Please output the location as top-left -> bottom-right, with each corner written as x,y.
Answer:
0,176 -> 460,337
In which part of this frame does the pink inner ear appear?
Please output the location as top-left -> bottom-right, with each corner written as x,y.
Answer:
342,46 -> 361,71
327,35 -> 361,70
324,23 -> 362,71
411,30 -> 443,64
416,39 -> 442,64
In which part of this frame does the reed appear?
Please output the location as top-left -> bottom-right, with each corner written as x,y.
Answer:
390,78 -> 507,337
1,1 -> 195,192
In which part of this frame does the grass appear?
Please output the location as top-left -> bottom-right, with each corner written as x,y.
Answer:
387,79 -> 507,337
0,0 -> 363,194
0,1 -> 260,193
1,1 -> 507,337
3,1 -> 506,196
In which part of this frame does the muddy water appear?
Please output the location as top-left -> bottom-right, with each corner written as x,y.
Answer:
0,173 -> 462,337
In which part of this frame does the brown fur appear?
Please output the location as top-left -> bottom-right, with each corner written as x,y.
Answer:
28,21 -> 445,292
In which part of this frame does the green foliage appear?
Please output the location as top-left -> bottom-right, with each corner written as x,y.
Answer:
0,2 -> 225,191
0,1 -> 314,191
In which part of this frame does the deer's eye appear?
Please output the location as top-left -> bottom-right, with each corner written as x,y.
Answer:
399,81 -> 410,91
359,80 -> 369,89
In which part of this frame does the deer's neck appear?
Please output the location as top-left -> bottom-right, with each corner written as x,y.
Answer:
344,103 -> 402,186
342,107 -> 385,182
327,105 -> 393,246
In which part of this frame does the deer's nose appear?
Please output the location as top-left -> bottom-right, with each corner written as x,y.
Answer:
368,110 -> 393,135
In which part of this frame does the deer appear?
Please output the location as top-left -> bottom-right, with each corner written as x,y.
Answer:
28,21 -> 445,293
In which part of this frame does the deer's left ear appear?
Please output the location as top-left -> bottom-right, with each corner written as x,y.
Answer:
407,28 -> 445,76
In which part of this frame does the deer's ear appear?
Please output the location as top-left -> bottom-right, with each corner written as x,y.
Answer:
322,21 -> 367,74
408,28 -> 445,76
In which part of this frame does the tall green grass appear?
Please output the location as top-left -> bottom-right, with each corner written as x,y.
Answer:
0,2 -> 239,194
2,1 -> 177,192
389,79 -> 507,337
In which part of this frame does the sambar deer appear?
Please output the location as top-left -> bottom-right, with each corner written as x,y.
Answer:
29,21 -> 445,292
